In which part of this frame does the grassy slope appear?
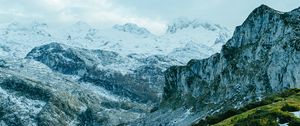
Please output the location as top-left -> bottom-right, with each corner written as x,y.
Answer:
193,89 -> 300,126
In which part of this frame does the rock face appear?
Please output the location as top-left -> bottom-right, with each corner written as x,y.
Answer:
26,42 -> 167,103
136,5 -> 300,125
164,4 -> 300,104
0,58 -> 150,126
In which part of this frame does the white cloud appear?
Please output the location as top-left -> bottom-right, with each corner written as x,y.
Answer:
0,0 -> 167,34
0,0 -> 298,34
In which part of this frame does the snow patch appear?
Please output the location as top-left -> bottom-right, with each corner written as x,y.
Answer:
291,111 -> 300,118
80,82 -> 123,102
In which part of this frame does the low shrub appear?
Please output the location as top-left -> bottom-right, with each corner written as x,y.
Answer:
281,103 -> 300,112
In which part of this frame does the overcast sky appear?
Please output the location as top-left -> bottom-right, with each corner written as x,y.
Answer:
0,0 -> 299,34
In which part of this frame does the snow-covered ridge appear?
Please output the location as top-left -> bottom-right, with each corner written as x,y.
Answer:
0,19 -> 231,62
164,18 -> 231,51
166,18 -> 229,34
0,9 -> 232,126
0,18 -> 231,108
113,23 -> 152,36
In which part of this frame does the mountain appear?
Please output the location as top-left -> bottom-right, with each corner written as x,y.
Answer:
0,18 -> 231,96
0,17 -> 231,125
135,5 -> 300,125
0,19 -> 230,59
25,42 -> 173,103
0,58 -> 150,126
165,18 -> 230,51
113,23 -> 152,36
1,4 -> 300,126
0,22 -> 54,58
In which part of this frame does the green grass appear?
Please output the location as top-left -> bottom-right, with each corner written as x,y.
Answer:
193,89 -> 300,126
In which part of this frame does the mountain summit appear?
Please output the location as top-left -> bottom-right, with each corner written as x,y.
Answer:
135,5 -> 300,126
166,18 -> 228,34
113,23 -> 152,35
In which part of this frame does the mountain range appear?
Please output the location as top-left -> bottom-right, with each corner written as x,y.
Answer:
0,18 -> 231,126
0,4 -> 300,126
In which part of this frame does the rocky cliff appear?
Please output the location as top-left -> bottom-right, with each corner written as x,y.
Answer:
135,5 -> 300,126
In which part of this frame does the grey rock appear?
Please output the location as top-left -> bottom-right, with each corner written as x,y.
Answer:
25,42 -> 172,103
0,60 -> 148,126
135,5 -> 300,126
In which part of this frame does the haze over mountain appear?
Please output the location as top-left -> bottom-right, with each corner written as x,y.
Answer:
0,1 -> 300,126
0,0 -> 298,34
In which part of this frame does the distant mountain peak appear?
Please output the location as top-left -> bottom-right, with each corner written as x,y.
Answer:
69,21 -> 92,31
5,21 -> 48,32
113,23 -> 151,35
74,21 -> 91,27
6,22 -> 22,30
30,21 -> 48,28
166,18 -> 228,34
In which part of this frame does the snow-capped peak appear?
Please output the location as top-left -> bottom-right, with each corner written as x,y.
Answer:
0,20 -> 231,63
73,21 -> 92,29
166,18 -> 229,34
113,23 -> 152,35
29,22 -> 48,30
5,22 -> 48,31
66,21 -> 94,33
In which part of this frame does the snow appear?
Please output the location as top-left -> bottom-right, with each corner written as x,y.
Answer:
279,123 -> 288,126
113,23 -> 152,36
0,86 -> 46,126
0,19 -> 231,63
80,82 -> 123,102
291,111 -> 300,118
0,19 -> 230,126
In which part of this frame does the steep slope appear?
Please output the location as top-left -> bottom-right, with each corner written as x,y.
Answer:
0,58 -> 150,126
25,42 -> 175,103
135,5 -> 300,126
